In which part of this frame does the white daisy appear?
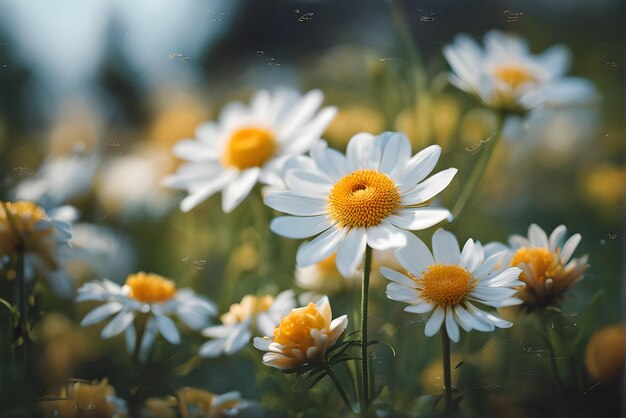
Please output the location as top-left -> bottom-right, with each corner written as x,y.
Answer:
264,132 -> 457,277
77,272 -> 216,361
484,223 -> 589,308
0,200 -> 76,297
443,30 -> 596,113
163,88 -> 337,213
199,290 -> 295,358
382,229 -> 524,342
253,295 -> 348,370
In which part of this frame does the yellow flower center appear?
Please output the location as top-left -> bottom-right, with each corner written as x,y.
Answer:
327,169 -> 402,228
273,303 -> 326,356
221,295 -> 274,325
0,201 -> 57,268
510,247 -> 562,283
493,65 -> 536,89
221,127 -> 277,169
125,272 -> 176,303
417,264 -> 476,307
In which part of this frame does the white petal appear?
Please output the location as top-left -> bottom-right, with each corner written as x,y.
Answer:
139,317 -> 159,361
253,337 -> 272,351
548,225 -> 567,252
270,215 -> 333,239
222,168 -> 260,213
278,89 -> 324,139
404,302 -> 434,314
264,192 -> 327,216
559,233 -> 581,264
336,228 -> 367,278
297,226 -> 346,267
172,139 -> 218,161
388,208 -> 451,230
282,107 -> 338,155
199,338 -> 229,358
455,304 -> 492,332
472,252 -> 503,279
445,309 -> 460,342
156,314 -> 180,344
480,267 -> 522,287
101,311 -> 135,339
379,132 -> 411,177
460,239 -> 482,271
284,170 -> 332,197
386,283 -> 420,302
395,145 -> 441,188
432,228 -> 461,265
528,224 -> 549,248
365,222 -> 407,250
179,172 -> 236,212
380,267 -> 416,288
224,325 -> 252,355
80,302 -> 123,327
424,306 -> 445,337
395,232 -> 434,278
311,143 -> 351,181
346,132 -> 381,171
401,168 -> 457,205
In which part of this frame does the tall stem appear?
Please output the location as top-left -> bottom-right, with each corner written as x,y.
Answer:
324,363 -> 352,411
360,245 -> 373,416
441,330 -> 453,412
451,112 -> 506,219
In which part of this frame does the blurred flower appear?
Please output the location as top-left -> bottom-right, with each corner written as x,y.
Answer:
144,389 -> 250,418
200,290 -> 295,357
163,88 -> 337,213
324,105 -> 384,146
68,223 -> 137,283
581,163 -> 625,210
148,98 -> 208,150
265,132 -> 457,277
296,254 -> 355,295
96,145 -> 176,218
77,272 -> 216,361
253,296 -> 348,370
485,224 -> 589,308
382,229 -> 523,342
14,144 -> 99,209
0,200 -> 76,297
585,324 -> 625,383
444,30 -> 596,113
44,378 -> 127,418
35,313 -> 94,387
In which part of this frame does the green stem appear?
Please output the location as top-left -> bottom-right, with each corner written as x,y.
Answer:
441,330 -> 453,412
451,112 -> 506,219
360,245 -> 373,416
324,363 -> 352,412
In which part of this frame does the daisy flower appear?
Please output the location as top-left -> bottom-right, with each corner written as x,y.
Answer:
382,229 -> 524,342
264,132 -> 457,277
443,30 -> 596,113
77,272 -> 216,361
484,223 -> 589,308
253,295 -> 348,370
199,290 -> 295,357
0,200 -> 76,297
146,388 -> 255,418
163,88 -> 337,213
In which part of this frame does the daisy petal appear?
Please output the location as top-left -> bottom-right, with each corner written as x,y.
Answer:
297,226 -> 346,267
156,314 -> 180,344
445,309 -> 460,342
560,233 -> 581,264
264,192 -> 327,216
395,232 -> 435,278
366,222 -> 407,250
336,228 -> 367,278
432,228 -> 461,265
101,311 -> 135,339
402,168 -> 458,205
388,208 -> 451,230
380,267 -> 416,287
270,215 -> 333,239
424,306 -> 445,337
80,302 -> 123,327
222,168 -> 260,213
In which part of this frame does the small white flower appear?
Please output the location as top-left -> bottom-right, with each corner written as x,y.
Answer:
77,272 -> 216,361
382,229 -> 523,342
253,295 -> 348,370
444,30 -> 596,112
0,201 -> 76,297
264,131 -> 457,277
163,88 -> 337,213
484,223 -> 589,307
199,290 -> 295,358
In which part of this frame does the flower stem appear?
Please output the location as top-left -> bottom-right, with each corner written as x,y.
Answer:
360,245 -> 373,416
451,112 -> 505,219
440,330 -> 453,412
324,363 -> 352,411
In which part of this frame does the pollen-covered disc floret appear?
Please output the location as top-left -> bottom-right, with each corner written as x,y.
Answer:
484,223 -> 589,308
382,229 -> 524,342
443,30 -> 596,112
221,128 -> 277,170
253,296 -> 348,370
327,169 -> 401,228
163,88 -> 337,213
199,290 -> 296,358
77,273 -> 216,362
125,272 -> 176,303
265,132 -> 457,278
418,265 -> 477,307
